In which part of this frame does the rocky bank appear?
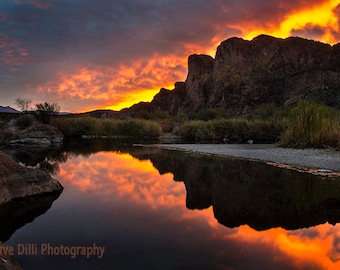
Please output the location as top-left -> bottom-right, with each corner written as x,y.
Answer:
0,151 -> 63,205
1,115 -> 63,148
0,151 -> 63,269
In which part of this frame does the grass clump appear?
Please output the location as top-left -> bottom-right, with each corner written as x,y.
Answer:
102,119 -> 161,137
280,101 -> 340,149
178,118 -> 282,143
15,114 -> 35,130
53,117 -> 103,137
53,117 -> 161,138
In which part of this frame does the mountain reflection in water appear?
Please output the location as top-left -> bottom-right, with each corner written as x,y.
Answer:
3,139 -> 340,270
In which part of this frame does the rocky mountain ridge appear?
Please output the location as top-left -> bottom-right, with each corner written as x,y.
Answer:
0,106 -> 19,113
120,34 -> 340,117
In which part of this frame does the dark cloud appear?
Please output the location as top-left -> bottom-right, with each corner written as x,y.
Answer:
291,24 -> 325,40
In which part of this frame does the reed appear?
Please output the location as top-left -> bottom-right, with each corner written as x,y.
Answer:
178,118 -> 282,143
53,117 -> 161,138
280,101 -> 340,148
102,119 -> 161,137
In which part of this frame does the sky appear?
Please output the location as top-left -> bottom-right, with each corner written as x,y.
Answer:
1,0 -> 340,113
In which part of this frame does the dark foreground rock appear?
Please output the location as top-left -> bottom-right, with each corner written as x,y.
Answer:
0,151 -> 63,270
0,151 -> 63,205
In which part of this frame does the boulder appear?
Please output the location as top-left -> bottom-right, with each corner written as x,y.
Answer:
3,115 -> 63,148
0,151 -> 63,205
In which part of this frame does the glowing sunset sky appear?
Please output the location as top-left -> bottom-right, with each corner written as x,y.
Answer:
1,0 -> 340,113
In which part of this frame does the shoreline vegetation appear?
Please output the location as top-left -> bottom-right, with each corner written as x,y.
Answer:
55,101 -> 339,150
0,100 -> 339,150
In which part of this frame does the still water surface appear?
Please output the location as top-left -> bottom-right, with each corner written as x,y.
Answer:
3,141 -> 340,269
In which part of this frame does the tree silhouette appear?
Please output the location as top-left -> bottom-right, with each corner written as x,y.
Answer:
14,98 -> 32,112
35,102 -> 60,124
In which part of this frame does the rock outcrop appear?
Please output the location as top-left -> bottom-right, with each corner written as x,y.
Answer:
119,35 -> 340,116
8,124 -> 63,147
0,151 -> 63,205
2,115 -> 63,148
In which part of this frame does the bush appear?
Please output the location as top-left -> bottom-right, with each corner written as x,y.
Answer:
252,103 -> 281,120
53,117 -> 162,138
188,108 -> 223,121
178,118 -> 282,143
15,114 -> 35,130
103,119 -> 161,137
53,117 -> 103,137
69,117 -> 103,137
177,120 -> 205,141
34,102 -> 60,124
280,101 -> 340,148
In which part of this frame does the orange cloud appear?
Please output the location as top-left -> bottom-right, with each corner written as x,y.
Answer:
57,152 -> 186,207
228,224 -> 340,269
244,0 -> 340,44
36,55 -> 187,112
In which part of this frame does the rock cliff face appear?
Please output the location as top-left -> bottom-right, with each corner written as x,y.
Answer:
210,35 -> 340,114
0,151 -> 63,205
121,35 -> 340,116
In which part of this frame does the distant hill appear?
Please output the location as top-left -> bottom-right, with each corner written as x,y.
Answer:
77,109 -> 117,118
0,106 -> 20,113
117,34 -> 340,118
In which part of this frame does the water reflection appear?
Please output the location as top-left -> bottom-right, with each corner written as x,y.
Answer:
130,148 -> 340,230
57,149 -> 340,269
0,193 -> 62,242
3,139 -> 340,269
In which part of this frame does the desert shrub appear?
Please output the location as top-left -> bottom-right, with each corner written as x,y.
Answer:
177,120 -> 205,141
178,118 -> 282,143
140,120 -> 162,137
68,117 -> 103,137
15,114 -> 35,130
103,119 -> 161,137
34,102 -> 60,124
251,119 -> 283,143
188,108 -> 223,121
280,101 -> 340,148
52,117 -> 73,137
252,103 -> 281,120
53,117 -> 162,138
143,110 -> 170,120
53,117 -> 103,137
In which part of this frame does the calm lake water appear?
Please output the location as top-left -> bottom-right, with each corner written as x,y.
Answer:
3,139 -> 340,270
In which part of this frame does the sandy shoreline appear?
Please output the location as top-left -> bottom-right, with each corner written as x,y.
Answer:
151,144 -> 340,174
